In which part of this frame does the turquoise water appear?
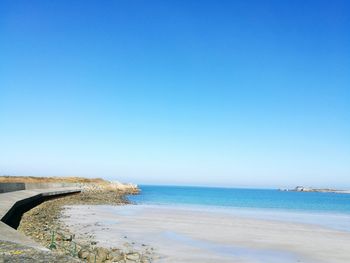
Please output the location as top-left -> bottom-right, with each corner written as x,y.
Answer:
128,185 -> 350,214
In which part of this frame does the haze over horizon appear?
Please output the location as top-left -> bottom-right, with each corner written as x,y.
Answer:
1,0 -> 349,188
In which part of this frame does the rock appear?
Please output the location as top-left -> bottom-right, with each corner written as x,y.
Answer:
96,247 -> 109,261
78,248 -> 89,259
126,252 -> 140,261
87,253 -> 97,263
108,251 -> 124,261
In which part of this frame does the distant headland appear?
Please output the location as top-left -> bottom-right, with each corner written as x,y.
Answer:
280,186 -> 350,194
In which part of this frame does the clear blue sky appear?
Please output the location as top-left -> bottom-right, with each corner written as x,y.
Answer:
1,0 -> 349,188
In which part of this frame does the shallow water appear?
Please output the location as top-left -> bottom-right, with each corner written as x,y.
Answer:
128,185 -> 350,231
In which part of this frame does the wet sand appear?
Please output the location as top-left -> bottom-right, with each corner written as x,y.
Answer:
62,205 -> 350,263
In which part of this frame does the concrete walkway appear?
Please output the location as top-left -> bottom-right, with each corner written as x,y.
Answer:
0,187 -> 81,250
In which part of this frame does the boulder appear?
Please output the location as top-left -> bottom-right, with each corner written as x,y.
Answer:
87,253 -> 97,263
108,251 -> 124,261
96,247 -> 109,261
78,249 -> 89,259
126,252 -> 140,261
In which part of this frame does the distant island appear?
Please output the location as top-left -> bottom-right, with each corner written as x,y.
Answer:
280,186 -> 350,194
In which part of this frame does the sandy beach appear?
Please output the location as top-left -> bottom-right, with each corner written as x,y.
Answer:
62,205 -> 350,263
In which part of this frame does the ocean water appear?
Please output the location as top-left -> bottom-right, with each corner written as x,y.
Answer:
129,185 -> 350,214
128,185 -> 350,231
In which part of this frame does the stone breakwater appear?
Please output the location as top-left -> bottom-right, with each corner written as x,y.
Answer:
17,182 -> 154,263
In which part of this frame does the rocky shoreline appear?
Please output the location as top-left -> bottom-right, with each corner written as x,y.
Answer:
15,182 -> 155,263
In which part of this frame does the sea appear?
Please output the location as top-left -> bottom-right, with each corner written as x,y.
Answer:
128,185 -> 350,231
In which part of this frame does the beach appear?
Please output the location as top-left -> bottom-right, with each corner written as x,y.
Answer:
62,204 -> 350,263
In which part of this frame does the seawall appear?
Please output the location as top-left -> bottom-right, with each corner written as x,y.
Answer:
0,186 -> 81,250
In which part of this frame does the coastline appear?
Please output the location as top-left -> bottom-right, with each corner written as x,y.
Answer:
15,180 -> 154,263
4,179 -> 350,262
